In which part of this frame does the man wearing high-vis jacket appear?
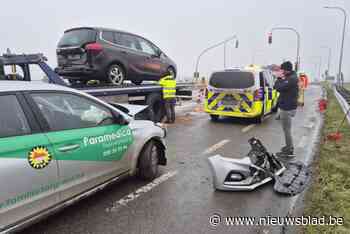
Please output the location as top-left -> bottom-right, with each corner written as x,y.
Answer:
159,75 -> 177,123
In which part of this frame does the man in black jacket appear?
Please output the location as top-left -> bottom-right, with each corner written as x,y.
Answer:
274,61 -> 299,157
0,58 -> 5,80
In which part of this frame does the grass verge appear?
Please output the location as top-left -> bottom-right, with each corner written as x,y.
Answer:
303,86 -> 350,233
345,83 -> 350,90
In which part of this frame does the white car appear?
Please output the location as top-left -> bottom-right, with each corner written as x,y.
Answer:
0,81 -> 167,233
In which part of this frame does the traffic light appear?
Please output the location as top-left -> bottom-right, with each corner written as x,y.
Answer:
235,40 -> 239,48
268,32 -> 272,44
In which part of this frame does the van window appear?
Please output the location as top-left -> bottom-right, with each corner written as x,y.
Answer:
58,29 -> 97,48
263,72 -> 271,87
137,38 -> 157,55
119,33 -> 141,51
102,31 -> 115,44
0,95 -> 31,138
209,71 -> 255,89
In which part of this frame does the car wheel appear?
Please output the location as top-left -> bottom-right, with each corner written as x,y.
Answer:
272,102 -> 278,113
138,140 -> 160,180
132,80 -> 143,85
167,67 -> 176,78
210,115 -> 219,121
272,105 -> 278,113
255,111 -> 264,124
107,64 -> 125,85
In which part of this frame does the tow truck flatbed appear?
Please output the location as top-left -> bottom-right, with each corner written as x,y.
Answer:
0,53 -> 193,122
73,82 -> 193,96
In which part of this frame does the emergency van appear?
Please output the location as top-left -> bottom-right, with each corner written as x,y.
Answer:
204,66 -> 279,123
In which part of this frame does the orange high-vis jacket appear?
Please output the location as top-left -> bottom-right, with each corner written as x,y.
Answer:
299,75 -> 309,89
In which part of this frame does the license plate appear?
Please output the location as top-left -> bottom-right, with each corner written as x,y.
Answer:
67,54 -> 81,60
221,96 -> 238,106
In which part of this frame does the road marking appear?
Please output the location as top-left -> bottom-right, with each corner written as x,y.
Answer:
203,139 -> 231,154
264,114 -> 273,121
303,123 -> 314,129
241,124 -> 256,133
297,136 -> 308,149
106,170 -> 178,212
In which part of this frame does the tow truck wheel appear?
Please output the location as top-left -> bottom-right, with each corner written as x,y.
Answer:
210,115 -> 219,121
68,79 -> 79,85
138,140 -> 160,180
107,64 -> 125,85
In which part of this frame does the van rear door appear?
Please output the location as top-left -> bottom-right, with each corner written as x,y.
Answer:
207,71 -> 256,113
57,28 -> 97,67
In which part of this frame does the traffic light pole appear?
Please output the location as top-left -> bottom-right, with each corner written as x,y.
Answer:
194,35 -> 238,79
224,38 -> 239,69
269,27 -> 301,72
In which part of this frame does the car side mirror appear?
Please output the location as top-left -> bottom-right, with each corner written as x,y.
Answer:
113,112 -> 129,125
156,49 -> 163,57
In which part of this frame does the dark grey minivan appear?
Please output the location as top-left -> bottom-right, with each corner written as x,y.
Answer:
56,27 -> 177,85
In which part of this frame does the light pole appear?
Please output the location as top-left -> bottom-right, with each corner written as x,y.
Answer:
320,46 -> 332,76
194,35 -> 238,79
224,38 -> 239,69
269,27 -> 301,71
324,6 -> 347,86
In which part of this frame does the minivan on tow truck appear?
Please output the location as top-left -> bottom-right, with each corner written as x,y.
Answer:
56,27 -> 177,85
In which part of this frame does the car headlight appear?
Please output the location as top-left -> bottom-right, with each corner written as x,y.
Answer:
155,123 -> 167,138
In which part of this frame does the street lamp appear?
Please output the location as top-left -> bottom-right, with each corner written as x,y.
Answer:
324,6 -> 347,87
268,27 -> 301,71
320,46 -> 332,76
194,35 -> 238,79
224,38 -> 239,69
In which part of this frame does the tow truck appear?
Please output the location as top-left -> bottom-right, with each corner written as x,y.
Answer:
0,52 -> 193,122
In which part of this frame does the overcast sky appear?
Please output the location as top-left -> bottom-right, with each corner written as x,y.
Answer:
1,0 -> 350,81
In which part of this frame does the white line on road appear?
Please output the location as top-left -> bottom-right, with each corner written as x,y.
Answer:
203,139 -> 231,154
263,114 -> 273,121
241,124 -> 256,133
297,136 -> 308,149
106,170 -> 178,212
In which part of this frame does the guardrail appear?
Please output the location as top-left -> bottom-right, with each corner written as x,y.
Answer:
334,85 -> 350,124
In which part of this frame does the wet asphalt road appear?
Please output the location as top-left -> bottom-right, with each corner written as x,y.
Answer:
21,85 -> 322,234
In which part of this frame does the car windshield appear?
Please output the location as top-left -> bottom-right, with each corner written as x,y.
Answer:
209,71 -> 255,89
57,29 -> 96,48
